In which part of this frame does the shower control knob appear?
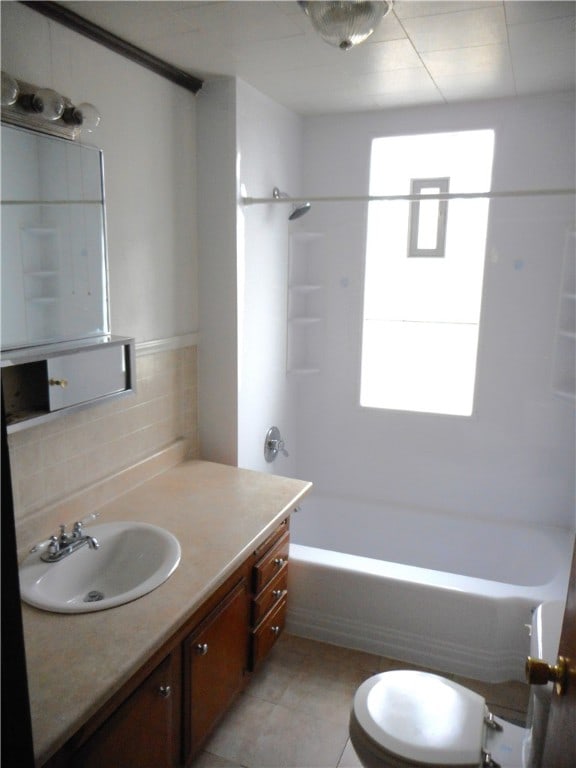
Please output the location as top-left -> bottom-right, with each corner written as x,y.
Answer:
264,426 -> 288,462
525,655 -> 568,695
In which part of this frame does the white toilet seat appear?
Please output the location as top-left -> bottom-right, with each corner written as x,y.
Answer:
352,670 -> 487,767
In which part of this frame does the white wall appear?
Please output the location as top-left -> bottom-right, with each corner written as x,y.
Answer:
196,77 -> 304,473
2,4 -> 200,522
236,79 -> 303,475
1,2 -> 198,345
196,77 -> 239,465
294,92 -> 575,529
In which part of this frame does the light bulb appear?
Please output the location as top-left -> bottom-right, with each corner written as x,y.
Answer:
76,103 -> 101,133
18,92 -> 44,114
35,88 -> 65,120
1,71 -> 19,106
62,106 -> 84,125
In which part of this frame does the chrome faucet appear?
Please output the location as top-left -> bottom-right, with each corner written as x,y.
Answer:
40,521 -> 100,563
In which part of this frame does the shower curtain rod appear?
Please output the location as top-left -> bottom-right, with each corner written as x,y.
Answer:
242,188 -> 575,205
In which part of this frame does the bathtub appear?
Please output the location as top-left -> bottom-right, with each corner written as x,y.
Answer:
286,495 -> 573,683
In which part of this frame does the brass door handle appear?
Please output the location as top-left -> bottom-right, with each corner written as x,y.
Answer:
525,655 -> 568,696
49,378 -> 68,388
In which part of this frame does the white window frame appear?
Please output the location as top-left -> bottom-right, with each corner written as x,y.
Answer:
408,177 -> 450,258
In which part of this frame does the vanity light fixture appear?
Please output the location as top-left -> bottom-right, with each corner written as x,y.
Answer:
1,71 -> 19,106
1,71 -> 100,137
297,0 -> 393,51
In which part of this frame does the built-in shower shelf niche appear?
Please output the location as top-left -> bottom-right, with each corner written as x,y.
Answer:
287,232 -> 324,375
552,230 -> 576,401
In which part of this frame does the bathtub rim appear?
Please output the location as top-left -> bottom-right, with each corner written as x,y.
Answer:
286,539 -> 572,682
288,540 -> 572,604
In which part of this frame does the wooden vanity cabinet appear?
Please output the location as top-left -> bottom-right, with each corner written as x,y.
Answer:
42,516 -> 292,768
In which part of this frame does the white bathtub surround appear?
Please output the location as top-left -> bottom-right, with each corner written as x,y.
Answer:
287,495 -> 573,683
294,92 -> 575,530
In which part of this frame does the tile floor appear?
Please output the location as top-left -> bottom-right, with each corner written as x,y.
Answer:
191,633 -> 530,768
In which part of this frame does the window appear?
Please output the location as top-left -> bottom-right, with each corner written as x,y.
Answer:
408,177 -> 449,258
360,130 -> 495,416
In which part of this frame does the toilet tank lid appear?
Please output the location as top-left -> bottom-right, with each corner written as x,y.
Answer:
353,671 -> 486,766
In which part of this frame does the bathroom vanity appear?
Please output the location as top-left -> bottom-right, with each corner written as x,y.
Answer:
20,459 -> 311,767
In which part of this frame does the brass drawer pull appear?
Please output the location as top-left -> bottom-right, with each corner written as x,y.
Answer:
270,625 -> 281,636
273,557 -> 286,567
272,589 -> 283,600
195,643 -> 209,656
49,378 -> 68,388
159,685 -> 172,698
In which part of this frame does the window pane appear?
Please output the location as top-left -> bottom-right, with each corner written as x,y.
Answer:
360,321 -> 479,415
361,130 -> 495,416
417,190 -> 440,249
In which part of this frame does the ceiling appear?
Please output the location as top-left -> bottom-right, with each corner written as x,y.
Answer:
63,0 -> 576,114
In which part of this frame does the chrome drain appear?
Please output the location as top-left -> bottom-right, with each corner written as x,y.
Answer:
84,590 -> 105,603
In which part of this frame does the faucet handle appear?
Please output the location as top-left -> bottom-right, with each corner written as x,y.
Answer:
73,521 -> 83,536
58,524 -> 70,545
47,535 -> 60,556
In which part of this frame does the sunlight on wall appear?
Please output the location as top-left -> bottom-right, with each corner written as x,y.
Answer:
361,130 -> 495,416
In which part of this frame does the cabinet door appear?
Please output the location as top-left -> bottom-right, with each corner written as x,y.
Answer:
71,652 -> 179,768
184,579 -> 249,761
47,345 -> 127,411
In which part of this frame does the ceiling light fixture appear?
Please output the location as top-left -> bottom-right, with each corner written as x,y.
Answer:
298,0 -> 393,51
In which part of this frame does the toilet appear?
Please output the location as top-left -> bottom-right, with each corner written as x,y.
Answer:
350,601 -> 565,768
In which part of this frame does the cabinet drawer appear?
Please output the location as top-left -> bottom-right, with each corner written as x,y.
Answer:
253,531 -> 289,594
253,518 -> 289,560
252,566 -> 288,627
251,597 -> 287,669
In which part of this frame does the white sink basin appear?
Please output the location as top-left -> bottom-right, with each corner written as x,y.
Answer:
20,522 -> 181,613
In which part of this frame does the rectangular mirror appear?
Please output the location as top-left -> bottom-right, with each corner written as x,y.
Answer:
1,123 -> 109,350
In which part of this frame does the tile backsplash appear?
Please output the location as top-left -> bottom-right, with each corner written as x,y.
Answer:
7,344 -> 199,522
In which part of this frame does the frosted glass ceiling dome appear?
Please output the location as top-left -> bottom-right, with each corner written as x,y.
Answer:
298,1 -> 393,51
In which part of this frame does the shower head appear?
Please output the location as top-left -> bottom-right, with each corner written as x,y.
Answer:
273,187 -> 312,220
289,201 -> 312,220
